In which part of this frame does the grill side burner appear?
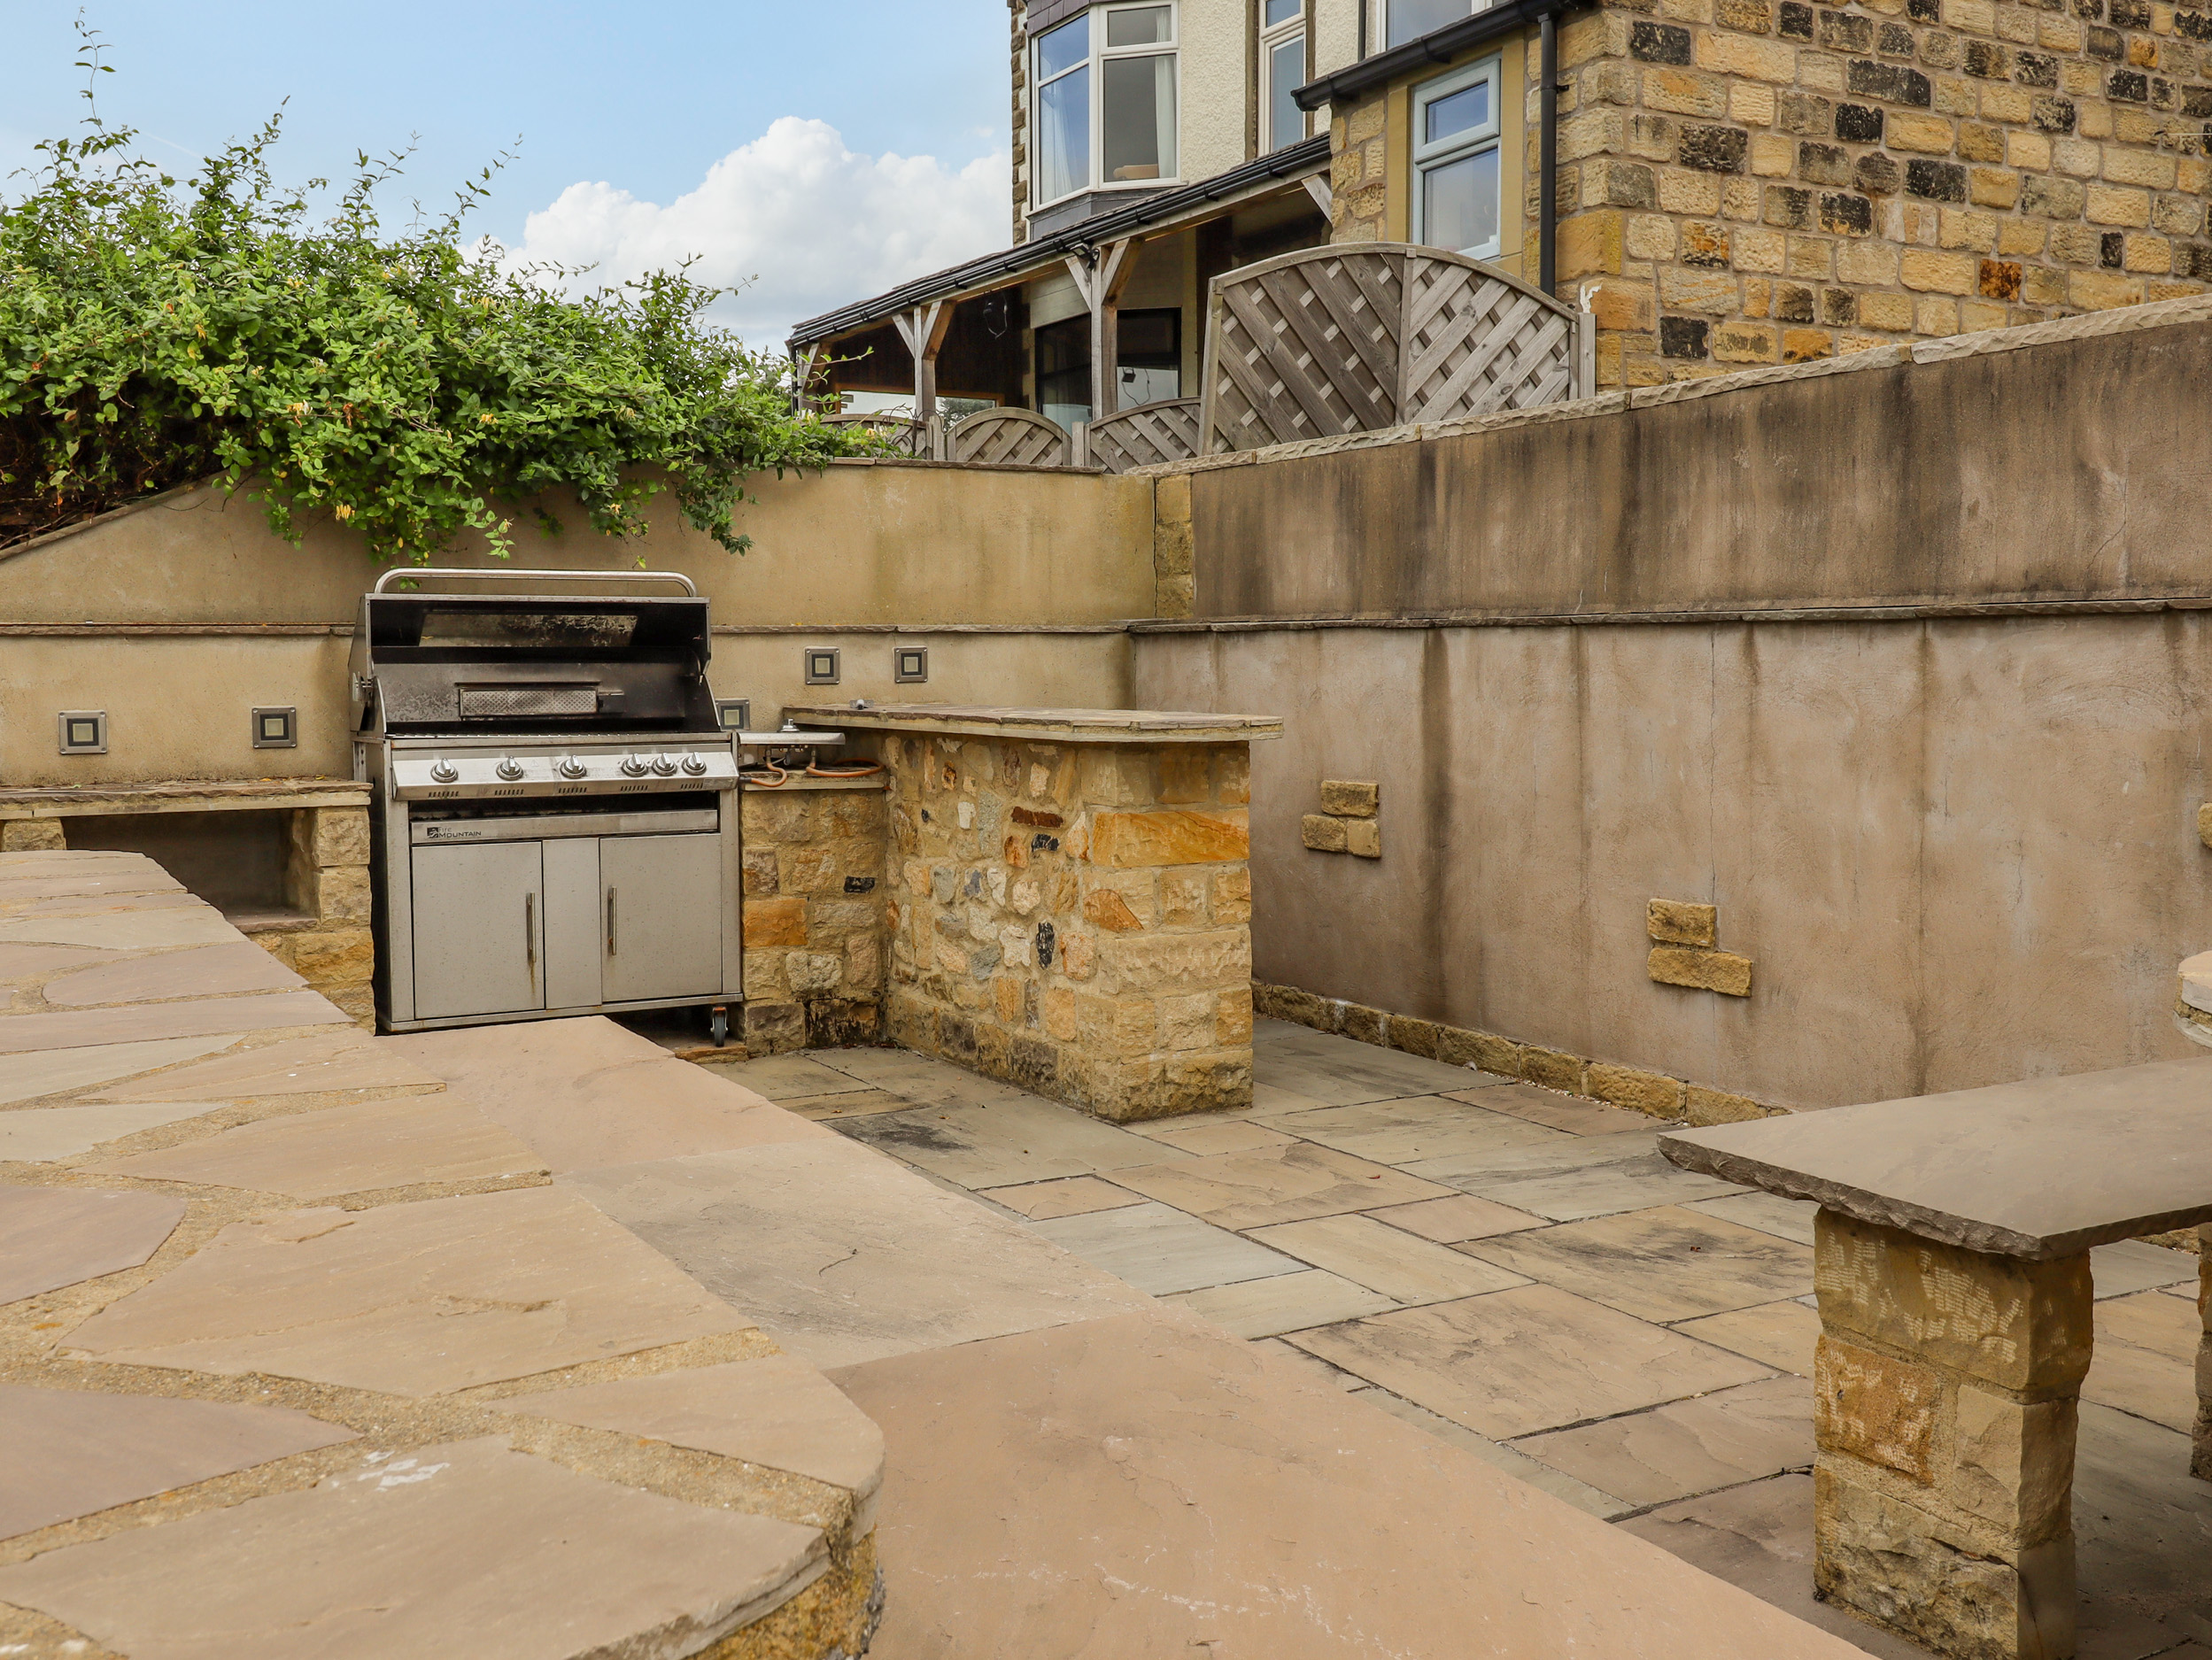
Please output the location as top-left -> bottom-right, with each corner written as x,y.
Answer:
349,569 -> 743,1034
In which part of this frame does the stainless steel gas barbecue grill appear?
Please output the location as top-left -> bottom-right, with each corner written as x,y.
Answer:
349,568 -> 742,1035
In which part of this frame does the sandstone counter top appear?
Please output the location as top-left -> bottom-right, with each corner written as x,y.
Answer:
1657,1058 -> 2212,1259
781,702 -> 1283,745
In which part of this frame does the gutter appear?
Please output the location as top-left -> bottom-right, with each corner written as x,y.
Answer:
786,135 -> 1332,351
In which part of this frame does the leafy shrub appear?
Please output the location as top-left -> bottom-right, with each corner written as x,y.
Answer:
0,40 -> 881,560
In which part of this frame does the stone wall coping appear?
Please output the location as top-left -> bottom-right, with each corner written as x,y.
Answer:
1124,294 -> 2212,480
0,778 -> 370,819
781,703 -> 1283,744
1658,1056 -> 2212,1258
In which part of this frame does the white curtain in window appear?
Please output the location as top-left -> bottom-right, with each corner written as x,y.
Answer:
1037,64 -> 1089,201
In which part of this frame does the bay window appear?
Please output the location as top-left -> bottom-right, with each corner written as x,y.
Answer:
1412,56 -> 1501,259
1262,0 -> 1306,154
1033,4 -> 1179,208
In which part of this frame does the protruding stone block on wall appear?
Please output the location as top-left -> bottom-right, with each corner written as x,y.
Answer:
1649,944 -> 1753,996
786,704 -> 1280,1122
1646,898 -> 1717,946
1319,780 -> 1379,817
0,819 -> 66,852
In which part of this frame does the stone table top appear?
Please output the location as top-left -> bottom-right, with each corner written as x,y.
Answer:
0,777 -> 370,818
1658,1057 -> 2212,1258
780,703 -> 1284,744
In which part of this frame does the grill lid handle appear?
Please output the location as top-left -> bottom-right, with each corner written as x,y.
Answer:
371,567 -> 699,597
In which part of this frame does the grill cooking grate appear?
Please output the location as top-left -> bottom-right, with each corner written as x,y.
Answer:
457,684 -> 599,719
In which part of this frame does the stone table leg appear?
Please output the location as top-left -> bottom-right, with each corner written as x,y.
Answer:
1811,1208 -> 2093,1660
2194,1224 -> 2210,1482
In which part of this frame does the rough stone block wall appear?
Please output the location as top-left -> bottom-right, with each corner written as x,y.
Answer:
739,783 -> 889,1054
256,806 -> 374,1026
1556,0 -> 2212,382
883,731 -> 1256,1121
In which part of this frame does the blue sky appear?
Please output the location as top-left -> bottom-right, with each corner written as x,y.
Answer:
0,2 -> 1016,344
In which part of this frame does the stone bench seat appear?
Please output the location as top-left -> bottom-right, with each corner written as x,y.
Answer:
1659,1060 -> 2212,1660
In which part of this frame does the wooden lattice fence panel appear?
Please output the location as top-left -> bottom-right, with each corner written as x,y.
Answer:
1200,244 -> 1590,455
823,413 -> 931,456
1087,398 -> 1202,473
948,407 -> 1072,467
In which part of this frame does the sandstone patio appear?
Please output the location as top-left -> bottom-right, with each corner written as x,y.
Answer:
706,1020 -> 2212,1660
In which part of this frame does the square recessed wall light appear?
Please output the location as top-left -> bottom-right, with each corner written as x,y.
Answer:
804,648 -> 842,686
894,645 -> 929,684
251,706 -> 298,749
715,699 -> 752,732
58,711 -> 107,755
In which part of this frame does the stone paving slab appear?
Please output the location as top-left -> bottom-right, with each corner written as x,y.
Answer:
1366,1192 -> 1549,1243
712,1053 -> 883,1101
63,1187 -> 751,1395
2072,1401 -> 2212,1646
1685,1191 -> 1821,1246
0,1435 -> 827,1660
831,1306 -> 1872,1660
1444,1082 -> 1661,1135
833,1094 -> 1189,1189
1288,1285 -> 1773,1440
0,1186 -> 187,1304
0,1100 -> 219,1162
1458,1206 -> 1816,1324
1508,1375 -> 1815,1509
391,1019 -> 833,1172
1109,1139 -> 1455,1229
1127,1114 -> 1296,1154
1259,1093 -> 1572,1164
0,866 -> 183,902
0,1383 -> 357,1541
504,1355 -> 886,1500
88,1031 -> 446,1100
1350,1385 -> 1634,1520
1408,1135 -> 1743,1221
770,1087 -> 915,1121
1167,1269 -> 1398,1337
1658,1057 -> 2212,1256
1672,1299 -> 1825,1378
978,1174 -> 1147,1219
6,891 -> 201,919
2091,1238 -> 2202,1299
1030,1201 -> 1305,1296
0,991 -> 345,1055
795,1046 -> 1034,1106
1249,1212 -> 1535,1303
564,1137 -> 1155,1371
89,1093 -> 546,1199
2083,1290 -> 2203,1432
42,942 -> 305,1008
0,1034 -> 248,1106
0,943 -> 112,981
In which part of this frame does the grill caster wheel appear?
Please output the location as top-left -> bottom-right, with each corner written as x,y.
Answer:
709,1005 -> 730,1048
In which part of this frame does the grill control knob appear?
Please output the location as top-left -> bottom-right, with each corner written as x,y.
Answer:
619,754 -> 648,777
557,756 -> 587,780
648,753 -> 679,777
429,759 -> 458,784
679,753 -> 708,776
495,757 -> 524,781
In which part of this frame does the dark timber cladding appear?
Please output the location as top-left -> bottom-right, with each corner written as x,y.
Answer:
785,136 -> 1331,351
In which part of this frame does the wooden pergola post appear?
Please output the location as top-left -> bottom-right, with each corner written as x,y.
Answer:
893,300 -> 956,424
1063,238 -> 1134,421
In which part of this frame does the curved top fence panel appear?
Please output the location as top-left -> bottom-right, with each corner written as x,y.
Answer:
1087,398 -> 1203,475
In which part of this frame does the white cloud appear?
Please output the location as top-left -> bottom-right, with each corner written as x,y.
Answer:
496,117 -> 1009,350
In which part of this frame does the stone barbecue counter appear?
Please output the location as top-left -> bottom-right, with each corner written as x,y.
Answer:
785,703 -> 1283,1123
0,850 -> 884,1659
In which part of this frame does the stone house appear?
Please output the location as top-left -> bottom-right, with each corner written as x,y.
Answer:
796,0 -> 2212,403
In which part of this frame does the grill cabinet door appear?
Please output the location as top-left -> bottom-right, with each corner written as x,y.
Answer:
410,842 -> 545,1020
598,833 -> 723,1003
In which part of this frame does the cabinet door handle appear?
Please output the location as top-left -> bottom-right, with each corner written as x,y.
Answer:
606,888 -> 617,956
524,892 -> 537,974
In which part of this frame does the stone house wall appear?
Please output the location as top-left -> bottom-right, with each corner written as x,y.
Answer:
879,730 -> 1256,1121
739,780 -> 890,1054
1326,0 -> 2212,382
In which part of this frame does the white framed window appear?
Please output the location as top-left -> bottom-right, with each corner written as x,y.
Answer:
1382,0 -> 1487,50
1261,0 -> 1306,154
1033,4 -> 1180,209
1412,55 -> 1501,259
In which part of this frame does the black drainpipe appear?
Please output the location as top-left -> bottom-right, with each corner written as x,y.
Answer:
1539,10 -> 1558,296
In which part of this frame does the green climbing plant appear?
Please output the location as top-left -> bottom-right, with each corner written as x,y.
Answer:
0,27 -> 880,561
